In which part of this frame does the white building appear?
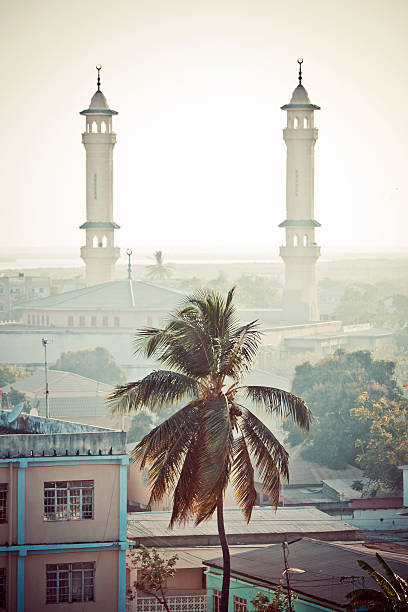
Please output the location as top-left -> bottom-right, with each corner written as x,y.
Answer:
280,59 -> 321,322
79,66 -> 120,285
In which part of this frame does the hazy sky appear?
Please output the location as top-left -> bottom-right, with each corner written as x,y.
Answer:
1,0 -> 407,254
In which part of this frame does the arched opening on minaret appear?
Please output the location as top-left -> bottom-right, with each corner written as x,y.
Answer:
92,235 -> 98,248
101,121 -> 107,134
303,117 -> 309,128
294,117 -> 299,129
303,234 -> 309,246
102,235 -> 108,248
293,234 -> 299,247
91,121 -> 97,133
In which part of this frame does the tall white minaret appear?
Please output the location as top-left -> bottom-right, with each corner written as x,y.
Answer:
279,59 -> 321,321
79,65 -> 120,285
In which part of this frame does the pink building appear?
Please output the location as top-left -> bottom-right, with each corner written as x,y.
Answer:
0,408 -> 129,611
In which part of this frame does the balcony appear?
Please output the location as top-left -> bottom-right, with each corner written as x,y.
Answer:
127,595 -> 208,612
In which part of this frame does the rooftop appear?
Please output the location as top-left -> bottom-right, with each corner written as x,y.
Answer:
18,279 -> 184,311
127,507 -> 357,542
204,538 -> 408,608
4,369 -> 112,398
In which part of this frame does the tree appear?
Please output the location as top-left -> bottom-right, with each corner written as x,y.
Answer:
352,394 -> 408,490
52,347 -> 126,385
346,553 -> 408,611
109,288 -> 311,612
145,251 -> 174,281
284,350 -> 402,469
251,586 -> 293,611
235,275 -> 281,309
127,412 -> 155,443
0,363 -> 29,388
127,545 -> 178,612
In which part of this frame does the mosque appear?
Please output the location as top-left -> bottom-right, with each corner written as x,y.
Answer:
0,63 -> 392,374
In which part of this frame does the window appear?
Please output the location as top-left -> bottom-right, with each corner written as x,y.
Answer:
27,314 -> 31,324
68,316 -> 74,327
91,316 -> 97,327
0,568 -> 5,608
0,485 -> 7,523
46,562 -> 95,604
213,590 -> 221,612
114,316 -> 120,328
44,481 -> 94,521
234,596 -> 247,612
79,316 -> 85,327
46,316 -> 50,326
0,288 -> 3,294
102,316 -> 108,327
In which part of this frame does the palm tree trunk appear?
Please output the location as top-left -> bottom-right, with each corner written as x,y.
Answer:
217,499 -> 230,612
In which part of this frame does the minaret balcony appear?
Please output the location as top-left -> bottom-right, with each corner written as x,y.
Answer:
82,133 -> 117,145
81,245 -> 120,262
283,128 -> 318,141
279,244 -> 321,259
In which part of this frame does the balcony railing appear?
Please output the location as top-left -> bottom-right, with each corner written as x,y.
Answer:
127,595 -> 208,612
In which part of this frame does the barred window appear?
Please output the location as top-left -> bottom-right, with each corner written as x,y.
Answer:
44,481 -> 94,521
0,485 -> 7,523
46,562 -> 95,604
213,589 -> 221,612
234,596 -> 247,612
0,568 -> 5,608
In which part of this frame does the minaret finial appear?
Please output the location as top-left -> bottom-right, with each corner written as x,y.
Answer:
126,249 -> 133,280
297,58 -> 303,85
96,64 -> 102,91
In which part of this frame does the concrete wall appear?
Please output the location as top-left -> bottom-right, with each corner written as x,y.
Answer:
0,465 -> 18,545
25,549 -> 118,612
25,463 -> 120,544
332,508 -> 408,532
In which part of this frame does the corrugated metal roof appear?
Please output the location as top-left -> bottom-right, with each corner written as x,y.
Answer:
4,370 -> 113,397
127,507 -> 356,540
204,538 -> 408,607
286,444 -> 363,486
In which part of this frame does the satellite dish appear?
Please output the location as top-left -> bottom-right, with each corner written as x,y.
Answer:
7,403 -> 25,423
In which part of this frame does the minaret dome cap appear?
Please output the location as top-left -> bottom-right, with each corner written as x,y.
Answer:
80,89 -> 118,116
281,60 -> 320,110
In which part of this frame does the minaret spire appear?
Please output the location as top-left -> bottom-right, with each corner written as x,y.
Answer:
297,57 -> 303,85
96,64 -> 101,91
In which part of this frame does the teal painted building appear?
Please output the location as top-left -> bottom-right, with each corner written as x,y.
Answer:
204,538 -> 408,612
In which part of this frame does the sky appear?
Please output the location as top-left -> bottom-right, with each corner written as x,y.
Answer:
1,0 -> 407,255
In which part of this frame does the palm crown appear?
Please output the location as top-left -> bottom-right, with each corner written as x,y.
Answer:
109,288 -> 311,526
145,250 -> 174,280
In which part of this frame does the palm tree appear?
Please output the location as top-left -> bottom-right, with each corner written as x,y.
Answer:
145,251 -> 174,280
346,552 -> 408,611
109,288 -> 311,612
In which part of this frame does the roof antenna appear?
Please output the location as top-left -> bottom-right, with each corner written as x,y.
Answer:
96,64 -> 102,91
297,58 -> 303,85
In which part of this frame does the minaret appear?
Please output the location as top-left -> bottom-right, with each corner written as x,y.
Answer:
79,65 -> 120,285
279,59 -> 321,321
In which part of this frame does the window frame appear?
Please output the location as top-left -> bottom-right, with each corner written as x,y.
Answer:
46,562 -> 95,604
234,595 -> 247,612
0,484 -> 7,524
0,567 -> 5,609
213,589 -> 221,612
44,481 -> 94,522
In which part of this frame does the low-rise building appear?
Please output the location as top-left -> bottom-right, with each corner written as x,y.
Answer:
0,408 -> 129,611
0,274 -> 51,321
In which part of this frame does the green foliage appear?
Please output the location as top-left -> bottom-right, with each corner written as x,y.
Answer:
127,412 -> 155,443
251,586 -> 293,611
0,363 -> 29,388
346,553 -> 408,611
52,347 -> 126,385
395,327 -> 408,352
8,387 -> 27,408
352,394 -> 408,490
127,545 -> 177,611
284,350 -> 402,469
333,285 -> 387,325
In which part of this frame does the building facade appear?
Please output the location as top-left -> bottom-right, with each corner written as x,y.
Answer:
0,275 -> 51,321
0,409 -> 129,611
280,59 -> 321,322
79,66 -> 120,285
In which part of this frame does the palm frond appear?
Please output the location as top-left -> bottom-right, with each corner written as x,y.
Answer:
375,553 -> 408,601
220,321 -> 262,380
194,395 -> 233,523
346,588 -> 389,611
131,401 -> 199,468
107,370 -> 199,414
231,435 -> 257,522
239,407 -> 289,506
170,437 -> 201,527
240,385 -> 312,431
357,560 -> 399,600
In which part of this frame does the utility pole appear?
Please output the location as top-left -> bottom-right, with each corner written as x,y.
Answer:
42,338 -> 50,418
282,541 -> 293,612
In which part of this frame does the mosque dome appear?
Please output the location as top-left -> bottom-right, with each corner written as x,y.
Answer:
290,84 -> 311,105
89,90 -> 110,110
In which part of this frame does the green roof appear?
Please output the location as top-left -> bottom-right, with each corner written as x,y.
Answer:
79,221 -> 120,229
281,103 -> 320,110
18,280 -> 184,311
279,219 -> 321,228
